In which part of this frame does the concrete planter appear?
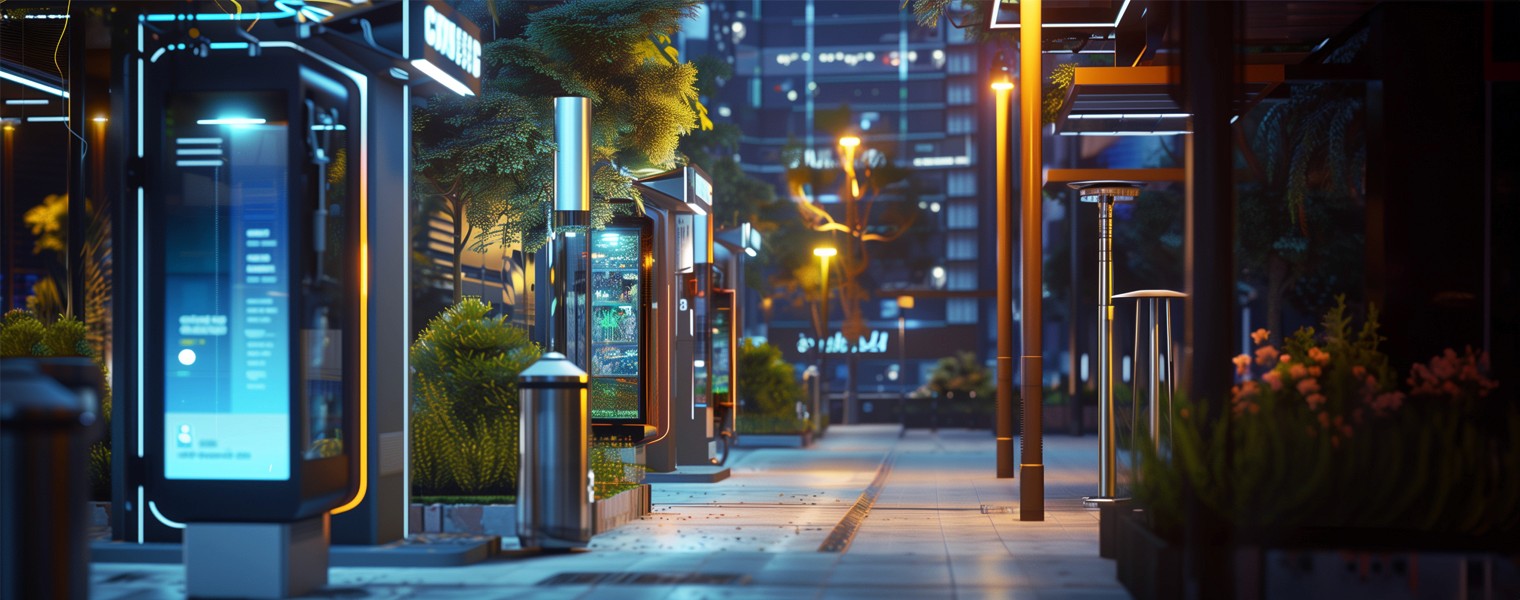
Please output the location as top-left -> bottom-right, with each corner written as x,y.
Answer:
1114,510 -> 1182,600
408,484 -> 652,538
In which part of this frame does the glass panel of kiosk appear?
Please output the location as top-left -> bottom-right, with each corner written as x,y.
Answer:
590,226 -> 643,421
711,289 -> 733,405
161,90 -> 351,481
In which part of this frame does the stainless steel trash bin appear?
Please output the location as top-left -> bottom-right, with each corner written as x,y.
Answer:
1,357 -> 102,600
516,352 -> 591,550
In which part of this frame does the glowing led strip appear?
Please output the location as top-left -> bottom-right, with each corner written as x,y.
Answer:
989,0 -> 1130,29
0,69 -> 69,98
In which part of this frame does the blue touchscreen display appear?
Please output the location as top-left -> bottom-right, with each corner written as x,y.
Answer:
163,104 -> 292,481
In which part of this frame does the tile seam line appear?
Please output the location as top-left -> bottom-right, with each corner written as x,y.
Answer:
816,448 -> 898,553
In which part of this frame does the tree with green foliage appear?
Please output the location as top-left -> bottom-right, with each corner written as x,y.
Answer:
412,0 -> 710,302
775,106 -> 931,344
1238,28 -> 1369,342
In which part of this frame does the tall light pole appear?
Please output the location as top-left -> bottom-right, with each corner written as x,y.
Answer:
814,246 -> 837,428
991,56 -> 1016,480
837,136 -> 860,424
897,295 -> 914,433
1017,0 -> 1046,522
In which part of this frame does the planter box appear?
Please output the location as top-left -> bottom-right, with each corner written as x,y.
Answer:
1115,510 -> 1182,600
408,484 -> 652,538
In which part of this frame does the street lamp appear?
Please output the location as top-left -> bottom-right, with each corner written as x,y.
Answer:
897,295 -> 914,433
991,52 -> 1016,480
813,246 -> 837,432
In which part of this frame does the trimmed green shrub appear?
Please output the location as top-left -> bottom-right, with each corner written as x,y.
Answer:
0,309 -> 45,357
410,298 -> 541,495
735,340 -> 807,433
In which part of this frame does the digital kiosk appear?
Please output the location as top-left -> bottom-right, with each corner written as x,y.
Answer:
636,167 -> 720,472
108,0 -> 475,587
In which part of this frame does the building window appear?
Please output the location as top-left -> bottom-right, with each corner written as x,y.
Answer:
947,82 -> 974,105
948,298 -> 978,323
947,171 -> 977,197
881,299 -> 900,319
946,232 -> 977,259
946,108 -> 975,134
946,202 -> 977,229
948,266 -> 977,290
947,51 -> 976,74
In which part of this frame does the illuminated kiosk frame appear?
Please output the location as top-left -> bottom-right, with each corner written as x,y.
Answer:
139,47 -> 362,524
635,167 -> 716,471
589,204 -> 655,429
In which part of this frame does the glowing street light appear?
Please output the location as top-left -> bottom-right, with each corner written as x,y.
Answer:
813,245 -> 837,430
991,51 -> 1017,481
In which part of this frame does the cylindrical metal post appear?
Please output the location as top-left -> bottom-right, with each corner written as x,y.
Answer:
818,254 -> 831,424
993,62 -> 1015,480
1017,0 -> 1045,520
1072,181 -> 1142,504
552,97 -> 592,371
1150,298 -> 1160,452
517,352 -> 591,550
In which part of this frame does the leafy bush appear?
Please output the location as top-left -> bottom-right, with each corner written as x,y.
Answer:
410,298 -> 541,495
0,309 -> 45,357
591,439 -> 646,500
915,351 -> 996,400
735,340 -> 807,433
0,309 -> 112,499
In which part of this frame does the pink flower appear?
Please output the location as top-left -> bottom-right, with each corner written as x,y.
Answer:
1372,391 -> 1405,413
1352,365 -> 1366,379
1233,354 -> 1252,377
1297,378 -> 1320,396
1251,328 -> 1271,345
1289,364 -> 1308,380
1305,393 -> 1327,410
1308,347 -> 1331,365
1280,354 -> 1292,364
1317,412 -> 1330,428
1262,370 -> 1284,391
1255,346 -> 1279,367
1309,366 -> 1323,378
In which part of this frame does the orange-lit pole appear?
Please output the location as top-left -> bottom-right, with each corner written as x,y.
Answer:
993,72 -> 1015,479
1018,0 -> 1045,521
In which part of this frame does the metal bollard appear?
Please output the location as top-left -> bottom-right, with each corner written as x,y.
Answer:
1,358 -> 102,600
516,352 -> 591,550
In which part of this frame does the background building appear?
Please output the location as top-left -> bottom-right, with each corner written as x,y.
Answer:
697,1 -> 1002,399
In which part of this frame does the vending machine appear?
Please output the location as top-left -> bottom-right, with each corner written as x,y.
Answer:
589,209 -> 654,429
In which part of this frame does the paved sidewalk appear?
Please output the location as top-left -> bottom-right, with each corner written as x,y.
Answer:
92,426 -> 1129,599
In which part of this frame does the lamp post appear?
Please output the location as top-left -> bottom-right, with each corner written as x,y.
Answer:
836,135 -> 859,424
897,295 -> 914,433
991,55 -> 1016,480
814,246 -> 836,429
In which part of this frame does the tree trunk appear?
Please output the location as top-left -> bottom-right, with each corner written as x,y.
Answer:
1266,254 -> 1291,346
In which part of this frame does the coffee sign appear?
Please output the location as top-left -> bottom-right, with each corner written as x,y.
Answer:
410,1 -> 482,96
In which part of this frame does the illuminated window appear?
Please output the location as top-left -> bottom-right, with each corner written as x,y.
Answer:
948,266 -> 977,290
948,298 -> 978,323
947,108 -> 975,134
947,232 -> 977,259
947,83 -> 974,105
947,202 -> 977,229
947,171 -> 977,197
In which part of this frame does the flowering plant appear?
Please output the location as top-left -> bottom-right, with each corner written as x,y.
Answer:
1230,296 -> 1402,447
1134,297 -> 1516,544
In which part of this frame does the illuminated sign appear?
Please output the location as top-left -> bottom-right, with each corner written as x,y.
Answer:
410,1 -> 482,96
796,331 -> 891,355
